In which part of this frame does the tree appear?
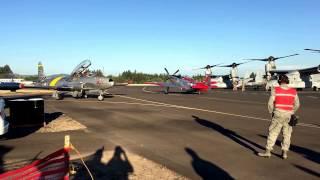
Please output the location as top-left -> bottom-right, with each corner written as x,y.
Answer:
0,65 -> 14,78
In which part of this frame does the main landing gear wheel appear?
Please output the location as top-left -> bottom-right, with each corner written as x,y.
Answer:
72,91 -> 81,98
164,87 -> 169,94
98,95 -> 104,101
53,91 -> 63,100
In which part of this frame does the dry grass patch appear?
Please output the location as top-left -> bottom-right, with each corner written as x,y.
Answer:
38,113 -> 86,133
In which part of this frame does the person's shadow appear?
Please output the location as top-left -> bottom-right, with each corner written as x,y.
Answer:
185,147 -> 234,180
193,115 -> 264,154
258,134 -> 320,164
104,146 -> 134,179
0,145 -> 13,174
72,146 -> 134,180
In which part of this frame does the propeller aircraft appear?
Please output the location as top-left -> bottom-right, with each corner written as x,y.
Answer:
34,60 -> 115,101
147,68 -> 208,94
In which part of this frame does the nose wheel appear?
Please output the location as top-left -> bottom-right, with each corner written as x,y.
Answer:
98,95 -> 104,101
98,90 -> 104,101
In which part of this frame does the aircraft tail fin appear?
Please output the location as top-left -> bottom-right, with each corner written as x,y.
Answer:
38,62 -> 46,82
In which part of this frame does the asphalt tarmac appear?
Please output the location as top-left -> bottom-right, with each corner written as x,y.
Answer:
1,87 -> 320,179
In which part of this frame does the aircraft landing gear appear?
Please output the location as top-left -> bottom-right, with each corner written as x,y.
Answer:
164,87 -> 169,94
98,95 -> 104,101
53,91 -> 63,100
72,91 -> 81,98
98,90 -> 104,101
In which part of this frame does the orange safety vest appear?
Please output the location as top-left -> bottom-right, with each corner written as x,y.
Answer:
274,86 -> 297,111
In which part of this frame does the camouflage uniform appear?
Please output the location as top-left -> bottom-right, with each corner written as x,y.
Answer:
266,84 -> 300,151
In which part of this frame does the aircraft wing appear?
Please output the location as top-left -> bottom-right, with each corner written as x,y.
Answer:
298,65 -> 320,76
270,65 -> 320,76
269,70 -> 291,75
144,82 -> 180,88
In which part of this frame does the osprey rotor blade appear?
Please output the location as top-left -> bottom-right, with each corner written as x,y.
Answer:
236,61 -> 251,66
219,64 -> 233,67
209,63 -> 223,68
305,49 -> 320,53
274,54 -> 299,60
244,58 -> 268,61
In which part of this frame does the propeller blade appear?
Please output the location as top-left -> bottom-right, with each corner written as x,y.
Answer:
219,64 -> 233,67
219,61 -> 250,67
210,63 -> 223,68
236,61 -> 251,66
164,68 -> 170,75
274,54 -> 299,60
305,49 -> 320,52
243,58 -> 268,61
173,69 -> 180,75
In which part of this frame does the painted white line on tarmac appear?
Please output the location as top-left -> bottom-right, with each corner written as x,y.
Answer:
114,95 -> 320,129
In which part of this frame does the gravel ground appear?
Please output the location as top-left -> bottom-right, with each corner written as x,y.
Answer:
38,114 -> 87,133
71,147 -> 189,180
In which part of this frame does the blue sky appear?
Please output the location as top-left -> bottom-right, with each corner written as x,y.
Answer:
0,0 -> 319,76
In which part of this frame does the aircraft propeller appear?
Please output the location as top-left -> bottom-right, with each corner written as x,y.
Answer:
305,49 -> 320,53
164,68 -> 180,81
218,61 -> 250,68
194,63 -> 223,70
244,54 -> 299,62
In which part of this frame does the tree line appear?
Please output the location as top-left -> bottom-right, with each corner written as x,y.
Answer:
0,65 -> 14,78
1,65 -> 207,83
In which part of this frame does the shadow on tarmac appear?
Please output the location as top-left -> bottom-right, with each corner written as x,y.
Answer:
185,147 -> 234,180
258,135 -> 320,164
0,145 -> 13,173
293,164 -> 320,178
72,146 -> 134,180
193,115 -> 264,154
1,112 -> 63,140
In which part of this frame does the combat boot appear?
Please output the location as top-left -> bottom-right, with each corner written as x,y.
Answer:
282,150 -> 288,159
258,149 -> 271,158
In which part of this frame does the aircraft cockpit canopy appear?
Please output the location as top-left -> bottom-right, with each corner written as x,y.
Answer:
70,59 -> 92,78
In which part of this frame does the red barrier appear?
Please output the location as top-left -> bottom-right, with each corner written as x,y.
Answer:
0,148 -> 70,180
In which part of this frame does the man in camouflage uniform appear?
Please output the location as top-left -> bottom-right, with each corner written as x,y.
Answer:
258,74 -> 300,159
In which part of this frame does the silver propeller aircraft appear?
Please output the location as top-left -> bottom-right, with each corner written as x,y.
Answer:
35,60 -> 114,101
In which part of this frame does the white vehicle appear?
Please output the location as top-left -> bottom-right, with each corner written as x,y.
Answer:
0,99 -> 9,135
